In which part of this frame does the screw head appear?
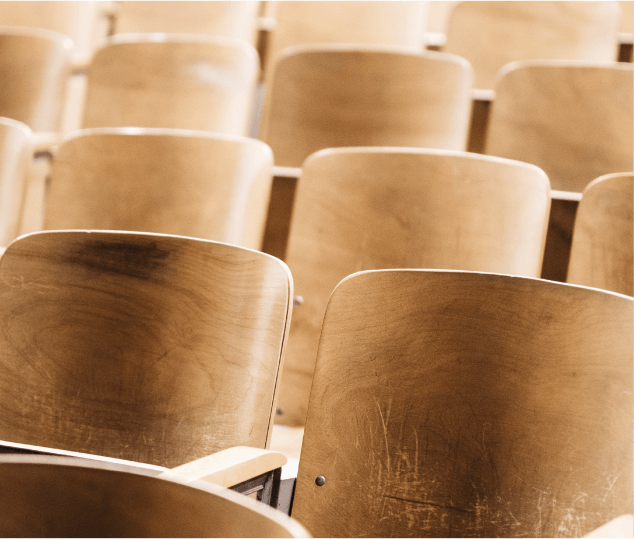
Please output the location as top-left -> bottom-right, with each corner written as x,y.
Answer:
315,475 -> 326,486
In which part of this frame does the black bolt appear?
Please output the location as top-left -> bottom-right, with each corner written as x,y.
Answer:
315,475 -> 326,486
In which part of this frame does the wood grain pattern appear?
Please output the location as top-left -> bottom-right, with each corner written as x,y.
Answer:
278,148 -> 550,425
567,173 -> 633,296
259,46 -> 472,167
43,128 -> 274,250
0,117 -> 31,247
486,61 -> 633,192
0,26 -> 73,132
293,270 -> 633,537
82,34 -> 258,136
445,1 -> 621,89
0,455 -> 308,537
0,231 -> 292,468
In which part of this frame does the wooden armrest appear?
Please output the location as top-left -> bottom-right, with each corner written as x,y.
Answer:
471,88 -> 496,102
551,190 -> 582,202
272,165 -> 302,180
257,16 -> 277,32
31,132 -> 63,156
424,32 -> 446,49
70,55 -> 91,75
584,514 -> 633,538
158,446 -> 287,488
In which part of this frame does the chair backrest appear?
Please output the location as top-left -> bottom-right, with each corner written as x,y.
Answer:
260,46 -> 472,167
293,270 -> 633,537
486,61 -> 633,193
112,1 -> 261,46
444,1 -> 621,90
0,117 -> 31,246
82,34 -> 258,136
0,231 -> 292,468
567,172 -> 633,296
0,26 -> 72,132
43,128 -> 274,250
0,455 -> 308,537
277,148 -> 550,425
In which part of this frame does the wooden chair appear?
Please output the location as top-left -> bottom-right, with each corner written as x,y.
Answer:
43,128 -> 273,250
486,61 -> 633,193
0,230 -> 293,501
259,47 -> 472,167
0,455 -> 308,537
444,1 -> 621,90
277,148 -> 550,426
291,270 -> 632,537
567,172 -> 633,296
0,117 -> 31,247
111,1 -> 261,46
0,26 -> 73,132
82,34 -> 259,136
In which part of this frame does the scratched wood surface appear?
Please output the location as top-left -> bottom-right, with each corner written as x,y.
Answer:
82,34 -> 258,136
0,455 -> 308,537
43,128 -> 274,251
0,118 -> 31,247
259,46 -> 472,167
278,148 -> 550,426
293,270 -> 633,537
444,2 -> 621,90
567,173 -> 633,296
0,231 -> 292,468
0,26 -> 72,132
486,61 -> 633,193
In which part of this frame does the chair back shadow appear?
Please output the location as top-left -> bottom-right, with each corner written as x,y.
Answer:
292,270 -> 632,537
0,231 -> 292,469
0,455 -> 308,537
567,172 -> 633,296
277,148 -> 550,426
82,33 -> 258,136
43,128 -> 273,251
0,26 -> 73,132
0,117 -> 32,247
485,60 -> 633,193
444,1 -> 621,90
259,46 -> 472,167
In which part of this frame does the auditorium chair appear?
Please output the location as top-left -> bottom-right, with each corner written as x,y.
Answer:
259,46 -> 472,168
0,455 -> 308,537
485,60 -> 633,193
276,148 -> 550,426
43,129 -> 273,250
0,231 -> 293,505
290,269 -> 632,537
82,33 -> 259,136
567,172 -> 633,296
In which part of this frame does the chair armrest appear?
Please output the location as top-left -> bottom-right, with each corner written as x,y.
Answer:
158,446 -> 287,488
31,132 -> 62,157
584,514 -> 633,538
471,88 -> 495,102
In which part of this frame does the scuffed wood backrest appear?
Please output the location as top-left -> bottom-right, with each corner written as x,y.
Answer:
444,1 -> 621,90
567,173 -> 633,296
486,61 -> 633,192
0,118 -> 31,246
278,148 -> 550,426
0,231 -> 292,468
0,27 -> 72,132
43,129 -> 274,250
0,455 -> 308,537
82,34 -> 258,136
259,47 -> 472,167
294,270 -> 633,537
112,1 -> 261,45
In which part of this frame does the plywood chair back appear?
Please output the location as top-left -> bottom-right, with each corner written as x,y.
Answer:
260,46 -> 472,167
112,1 -> 260,46
44,128 -> 273,250
0,117 -> 31,246
0,231 -> 292,468
486,61 -> 633,192
444,1 -> 621,90
0,26 -> 72,132
0,455 -> 308,537
277,148 -> 550,425
82,34 -> 258,136
293,270 -> 633,537
567,172 -> 633,296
